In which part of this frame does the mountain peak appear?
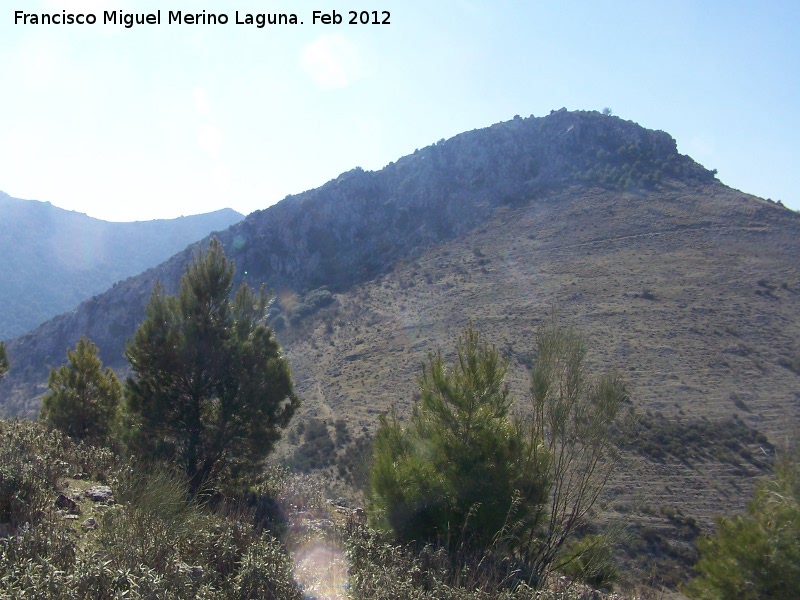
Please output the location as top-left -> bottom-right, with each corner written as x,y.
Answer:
0,110 -> 738,416
216,110 -> 715,296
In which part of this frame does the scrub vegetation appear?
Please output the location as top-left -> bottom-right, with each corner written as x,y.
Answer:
0,242 -> 795,598
0,242 -> 635,597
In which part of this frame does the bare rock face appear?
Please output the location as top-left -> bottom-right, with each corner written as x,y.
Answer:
217,110 -> 710,298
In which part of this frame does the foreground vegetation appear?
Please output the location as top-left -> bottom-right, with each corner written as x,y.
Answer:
0,417 -> 628,599
370,323 -> 629,589
0,417 -> 297,598
2,241 -> 796,598
3,414 -> 796,599
685,454 -> 800,599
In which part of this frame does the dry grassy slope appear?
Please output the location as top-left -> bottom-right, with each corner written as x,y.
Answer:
277,180 -> 800,528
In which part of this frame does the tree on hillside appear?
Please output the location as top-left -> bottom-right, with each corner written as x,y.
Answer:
370,326 -> 549,551
39,336 -> 121,444
0,341 -> 8,381
124,239 -> 300,492
685,454 -> 800,599
369,321 -> 628,587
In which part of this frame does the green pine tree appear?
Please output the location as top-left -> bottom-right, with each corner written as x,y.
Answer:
124,239 -> 300,492
39,336 -> 121,443
685,455 -> 800,599
369,321 -> 628,587
369,325 -> 549,551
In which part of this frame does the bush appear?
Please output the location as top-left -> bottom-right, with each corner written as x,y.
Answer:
337,434 -> 374,491
558,534 -> 617,590
0,418 -> 116,529
344,520 -> 622,599
291,418 -> 336,472
0,341 -> 8,382
232,538 -> 302,600
290,287 -> 335,324
520,321 -> 629,585
685,455 -> 800,599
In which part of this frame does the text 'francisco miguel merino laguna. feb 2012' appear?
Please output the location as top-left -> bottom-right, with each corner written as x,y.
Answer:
13,9 -> 392,28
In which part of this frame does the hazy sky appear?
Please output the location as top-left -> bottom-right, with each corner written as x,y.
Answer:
2,0 -> 798,221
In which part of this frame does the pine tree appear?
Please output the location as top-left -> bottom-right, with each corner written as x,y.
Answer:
685,455 -> 800,599
369,325 -> 549,551
369,322 -> 628,586
124,239 -> 300,492
39,336 -> 121,443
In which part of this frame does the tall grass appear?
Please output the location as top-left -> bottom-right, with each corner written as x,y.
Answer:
343,517 -> 625,600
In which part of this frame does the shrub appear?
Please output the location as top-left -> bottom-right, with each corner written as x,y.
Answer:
685,455 -> 800,599
290,287 -> 335,324
0,341 -> 8,382
521,321 -> 629,584
231,537 -> 302,600
291,418 -> 336,472
558,534 -> 617,590
0,419 -> 85,528
337,434 -> 374,491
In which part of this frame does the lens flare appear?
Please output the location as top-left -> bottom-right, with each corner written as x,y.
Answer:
292,537 -> 349,599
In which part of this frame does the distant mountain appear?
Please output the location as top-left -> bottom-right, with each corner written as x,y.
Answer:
2,110 -> 799,587
0,193 -> 242,339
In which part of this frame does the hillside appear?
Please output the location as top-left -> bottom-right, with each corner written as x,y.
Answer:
1,109 -> 799,585
0,109 -> 714,403
0,192 -> 242,339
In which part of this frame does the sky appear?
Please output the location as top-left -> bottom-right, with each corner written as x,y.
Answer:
1,0 -> 798,221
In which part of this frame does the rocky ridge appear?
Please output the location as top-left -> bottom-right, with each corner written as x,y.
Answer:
0,109 -> 718,415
